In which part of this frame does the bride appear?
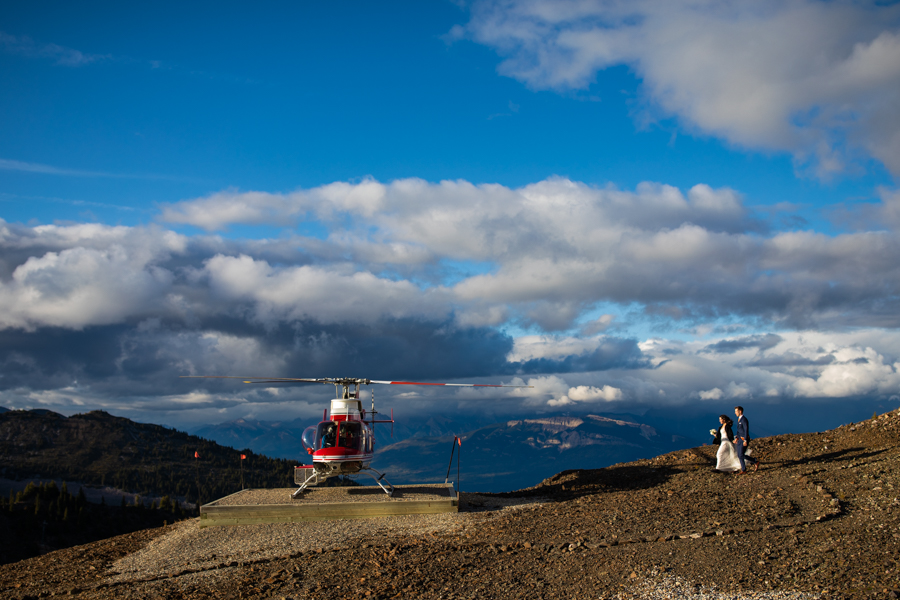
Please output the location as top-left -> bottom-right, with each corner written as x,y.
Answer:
711,415 -> 741,472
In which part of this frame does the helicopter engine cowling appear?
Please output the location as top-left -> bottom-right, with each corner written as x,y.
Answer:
314,461 -> 363,475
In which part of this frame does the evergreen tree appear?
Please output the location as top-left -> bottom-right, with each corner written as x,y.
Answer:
46,481 -> 59,501
23,481 -> 35,496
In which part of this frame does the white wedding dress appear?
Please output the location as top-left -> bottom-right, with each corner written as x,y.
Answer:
715,425 -> 742,472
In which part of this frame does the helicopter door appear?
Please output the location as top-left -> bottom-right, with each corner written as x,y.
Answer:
303,421 -> 338,450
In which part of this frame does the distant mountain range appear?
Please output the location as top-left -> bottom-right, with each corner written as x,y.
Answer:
193,410 -> 700,492
192,417 -> 308,461
0,406 -> 699,495
191,412 -> 495,460
377,414 -> 695,492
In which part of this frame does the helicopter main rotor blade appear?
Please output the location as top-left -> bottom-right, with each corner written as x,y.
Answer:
181,376 -> 532,387
180,376 -> 327,384
369,380 -> 532,388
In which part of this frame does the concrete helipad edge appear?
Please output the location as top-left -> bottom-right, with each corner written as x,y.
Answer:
199,483 -> 458,527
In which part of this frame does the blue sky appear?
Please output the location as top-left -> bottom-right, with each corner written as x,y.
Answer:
2,0 -> 900,431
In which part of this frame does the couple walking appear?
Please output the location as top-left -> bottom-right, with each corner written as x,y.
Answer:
711,406 -> 759,474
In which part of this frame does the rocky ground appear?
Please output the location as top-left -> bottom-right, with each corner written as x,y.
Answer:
1,408 -> 899,599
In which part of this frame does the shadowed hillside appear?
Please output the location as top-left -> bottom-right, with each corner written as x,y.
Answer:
0,409 -> 294,503
0,480 -> 186,565
0,409 -> 299,563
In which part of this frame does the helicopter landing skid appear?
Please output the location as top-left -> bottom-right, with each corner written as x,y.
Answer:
290,466 -> 394,499
291,468 -> 324,499
359,467 -> 394,497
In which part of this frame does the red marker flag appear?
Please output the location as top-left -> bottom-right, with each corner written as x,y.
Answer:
240,454 -> 246,460
194,451 -> 199,458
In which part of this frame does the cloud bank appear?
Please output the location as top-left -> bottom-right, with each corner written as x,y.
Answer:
160,177 -> 900,331
1,176 -> 900,425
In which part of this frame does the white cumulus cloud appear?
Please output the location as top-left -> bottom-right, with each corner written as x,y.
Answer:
549,384 -> 623,406
458,0 -> 900,177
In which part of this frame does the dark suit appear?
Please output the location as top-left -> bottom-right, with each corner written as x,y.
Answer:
734,414 -> 757,471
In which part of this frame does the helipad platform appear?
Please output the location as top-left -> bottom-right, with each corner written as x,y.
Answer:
199,483 -> 458,527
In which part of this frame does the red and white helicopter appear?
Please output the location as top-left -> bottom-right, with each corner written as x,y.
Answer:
184,376 -> 530,498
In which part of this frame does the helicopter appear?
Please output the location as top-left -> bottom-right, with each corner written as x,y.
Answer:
182,376 -> 531,498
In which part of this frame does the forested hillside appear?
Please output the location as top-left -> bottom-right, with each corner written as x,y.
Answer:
0,480 -> 185,565
0,409 -> 296,505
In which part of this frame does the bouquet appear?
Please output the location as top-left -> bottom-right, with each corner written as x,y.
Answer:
709,428 -> 717,436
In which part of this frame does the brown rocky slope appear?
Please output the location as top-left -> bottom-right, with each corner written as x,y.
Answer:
2,408 -> 899,599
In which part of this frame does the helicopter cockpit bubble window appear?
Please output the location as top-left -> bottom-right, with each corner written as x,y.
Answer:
338,421 -> 363,451
301,426 -> 318,452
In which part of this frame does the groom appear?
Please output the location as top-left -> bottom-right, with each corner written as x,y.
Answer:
734,406 -> 759,473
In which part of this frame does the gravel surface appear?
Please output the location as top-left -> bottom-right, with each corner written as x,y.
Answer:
206,483 -> 453,506
631,571 -> 821,599
1,407 -> 899,600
